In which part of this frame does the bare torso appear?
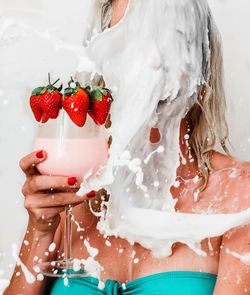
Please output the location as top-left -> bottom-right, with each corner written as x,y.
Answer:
57,151 -> 248,283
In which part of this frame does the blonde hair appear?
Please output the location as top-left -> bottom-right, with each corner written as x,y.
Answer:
189,11 -> 229,191
101,2 -> 229,192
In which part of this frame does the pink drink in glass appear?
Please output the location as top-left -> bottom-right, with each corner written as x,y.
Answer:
34,111 -> 109,183
34,137 -> 108,182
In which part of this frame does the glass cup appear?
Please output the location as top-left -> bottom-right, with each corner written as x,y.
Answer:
33,110 -> 109,277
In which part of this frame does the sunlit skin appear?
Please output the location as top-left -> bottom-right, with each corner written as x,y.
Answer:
4,1 -> 250,294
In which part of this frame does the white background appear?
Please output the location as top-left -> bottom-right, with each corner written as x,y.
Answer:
0,0 -> 249,288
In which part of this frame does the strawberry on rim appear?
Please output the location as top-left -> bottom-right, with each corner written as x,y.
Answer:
62,77 -> 90,127
88,87 -> 113,126
30,73 -> 63,123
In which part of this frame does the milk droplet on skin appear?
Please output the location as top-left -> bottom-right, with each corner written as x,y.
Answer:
133,258 -> 139,264
193,175 -> 199,183
173,181 -> 180,188
229,169 -> 238,178
33,265 -> 40,273
16,272 -> 21,277
105,240 -> 112,247
184,134 -> 190,140
45,252 -> 49,256
118,248 -> 124,253
37,273 -> 44,281
48,243 -> 56,252
194,191 -> 199,202
182,157 -> 187,165
23,240 -> 29,246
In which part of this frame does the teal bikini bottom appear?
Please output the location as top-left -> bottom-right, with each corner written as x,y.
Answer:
50,271 -> 217,295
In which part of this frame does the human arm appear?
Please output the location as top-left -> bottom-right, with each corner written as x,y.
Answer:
213,224 -> 250,294
3,151 -> 93,295
213,169 -> 250,294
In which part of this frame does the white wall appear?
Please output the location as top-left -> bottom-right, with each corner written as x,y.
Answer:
209,0 -> 250,159
0,0 -> 249,288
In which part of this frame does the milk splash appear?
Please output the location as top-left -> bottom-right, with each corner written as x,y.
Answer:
82,242 -> 105,290
11,244 -> 35,284
226,249 -> 250,266
75,0 -> 250,256
1,0 -> 249,278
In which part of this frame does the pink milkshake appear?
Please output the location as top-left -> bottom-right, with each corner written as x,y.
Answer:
34,137 -> 109,182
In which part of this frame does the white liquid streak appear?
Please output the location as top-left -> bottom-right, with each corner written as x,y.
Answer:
11,244 -> 35,284
226,249 -> 250,266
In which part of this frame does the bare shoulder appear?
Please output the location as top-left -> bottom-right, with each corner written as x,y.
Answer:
210,153 -> 250,294
210,150 -> 250,171
209,151 -> 250,212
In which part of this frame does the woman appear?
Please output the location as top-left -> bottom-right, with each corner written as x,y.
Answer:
4,0 -> 250,294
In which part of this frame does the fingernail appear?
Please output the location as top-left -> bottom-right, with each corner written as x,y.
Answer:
36,150 -> 44,159
68,177 -> 77,186
87,190 -> 96,199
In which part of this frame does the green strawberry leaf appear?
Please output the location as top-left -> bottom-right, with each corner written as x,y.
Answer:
64,87 -> 76,96
32,87 -> 46,96
89,90 -> 96,102
57,84 -> 63,92
95,89 -> 103,101
47,85 -> 55,93
85,85 -> 91,96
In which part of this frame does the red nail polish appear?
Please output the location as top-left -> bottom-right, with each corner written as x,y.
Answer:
36,150 -> 44,159
87,190 -> 96,199
68,177 -> 77,186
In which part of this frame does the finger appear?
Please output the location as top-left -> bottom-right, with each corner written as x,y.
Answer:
24,192 -> 88,209
19,150 -> 47,176
29,175 -> 80,193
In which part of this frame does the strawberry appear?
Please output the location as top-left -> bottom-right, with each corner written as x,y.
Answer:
29,94 -> 43,122
39,89 -> 62,119
62,79 -> 90,127
30,74 -> 62,123
88,88 -> 113,125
